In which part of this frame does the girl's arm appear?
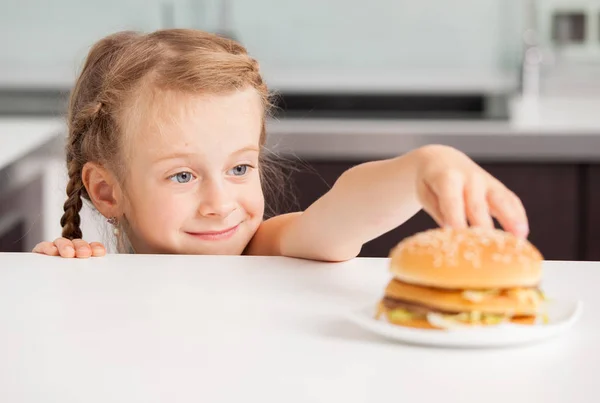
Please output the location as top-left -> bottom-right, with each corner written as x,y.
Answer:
246,145 -> 528,262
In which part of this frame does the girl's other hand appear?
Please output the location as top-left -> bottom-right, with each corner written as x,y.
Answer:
32,238 -> 106,258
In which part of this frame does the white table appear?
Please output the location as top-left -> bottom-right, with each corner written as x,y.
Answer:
0,253 -> 596,403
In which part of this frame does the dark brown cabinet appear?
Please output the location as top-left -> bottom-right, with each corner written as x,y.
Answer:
0,216 -> 26,253
284,160 -> 582,261
585,165 -> 600,261
483,164 -> 580,261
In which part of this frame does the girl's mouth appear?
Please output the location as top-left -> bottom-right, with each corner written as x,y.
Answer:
185,225 -> 239,241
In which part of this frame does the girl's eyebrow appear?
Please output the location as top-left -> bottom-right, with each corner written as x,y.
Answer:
153,151 -> 194,163
231,145 -> 260,155
153,145 -> 259,163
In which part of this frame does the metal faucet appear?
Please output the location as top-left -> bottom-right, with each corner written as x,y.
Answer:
520,0 -> 541,100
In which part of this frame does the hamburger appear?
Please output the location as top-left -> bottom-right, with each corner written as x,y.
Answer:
376,227 -> 545,329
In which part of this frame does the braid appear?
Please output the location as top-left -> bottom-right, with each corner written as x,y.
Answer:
61,99 -> 97,241
60,159 -> 84,240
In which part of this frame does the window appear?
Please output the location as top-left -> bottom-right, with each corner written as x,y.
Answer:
552,11 -> 586,44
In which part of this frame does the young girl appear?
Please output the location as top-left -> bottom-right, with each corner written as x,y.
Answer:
33,29 -> 529,260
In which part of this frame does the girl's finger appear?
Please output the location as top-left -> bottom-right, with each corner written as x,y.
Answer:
44,243 -> 60,256
72,239 -> 92,259
465,175 -> 494,229
32,242 -> 59,256
419,182 -> 445,227
488,186 -> 529,238
89,242 -> 107,257
429,171 -> 467,229
32,242 -> 48,253
53,238 -> 76,258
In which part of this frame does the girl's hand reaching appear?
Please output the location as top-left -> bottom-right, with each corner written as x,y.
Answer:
269,144 -> 530,262
415,145 -> 529,238
32,238 -> 106,258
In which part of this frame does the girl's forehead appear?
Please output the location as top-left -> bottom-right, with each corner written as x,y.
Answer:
127,88 -> 263,158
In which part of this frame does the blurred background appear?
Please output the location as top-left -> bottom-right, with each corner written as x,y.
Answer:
1,0 -> 600,260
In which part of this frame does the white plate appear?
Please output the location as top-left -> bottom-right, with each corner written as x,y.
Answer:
347,299 -> 583,348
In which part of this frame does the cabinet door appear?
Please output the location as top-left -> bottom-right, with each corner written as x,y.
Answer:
482,164 -> 579,261
287,160 -> 580,261
585,165 -> 600,261
0,215 -> 25,253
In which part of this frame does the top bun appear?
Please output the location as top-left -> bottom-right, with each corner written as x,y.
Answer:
389,227 -> 543,289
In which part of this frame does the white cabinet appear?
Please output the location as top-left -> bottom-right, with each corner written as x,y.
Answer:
0,0 -> 523,92
0,0 -> 216,88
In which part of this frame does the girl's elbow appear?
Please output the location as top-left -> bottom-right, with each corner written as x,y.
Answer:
281,245 -> 361,262
317,245 -> 362,262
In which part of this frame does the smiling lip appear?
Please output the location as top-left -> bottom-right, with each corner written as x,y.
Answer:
186,225 -> 239,241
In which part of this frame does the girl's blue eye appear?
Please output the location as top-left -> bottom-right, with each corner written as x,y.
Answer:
228,165 -> 250,176
169,172 -> 194,183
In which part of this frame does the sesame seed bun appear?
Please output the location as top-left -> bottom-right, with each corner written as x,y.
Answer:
389,227 -> 543,289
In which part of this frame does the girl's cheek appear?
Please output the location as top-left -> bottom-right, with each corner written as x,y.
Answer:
139,192 -> 189,219
242,186 -> 265,216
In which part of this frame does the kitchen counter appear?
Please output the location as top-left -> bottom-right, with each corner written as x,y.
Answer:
266,118 -> 600,161
0,253 -> 595,403
0,117 -> 64,171
3,115 -> 600,164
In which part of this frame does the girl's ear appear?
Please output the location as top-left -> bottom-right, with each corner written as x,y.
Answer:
81,162 -> 124,219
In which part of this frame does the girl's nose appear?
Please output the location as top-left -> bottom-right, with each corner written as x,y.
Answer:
197,181 -> 236,218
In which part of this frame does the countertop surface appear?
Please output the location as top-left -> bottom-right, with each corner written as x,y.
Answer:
266,118 -> 600,161
4,116 -> 600,164
0,253 -> 595,403
0,117 -> 63,170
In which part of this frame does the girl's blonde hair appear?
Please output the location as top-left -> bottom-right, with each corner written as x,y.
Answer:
61,29 -> 286,242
